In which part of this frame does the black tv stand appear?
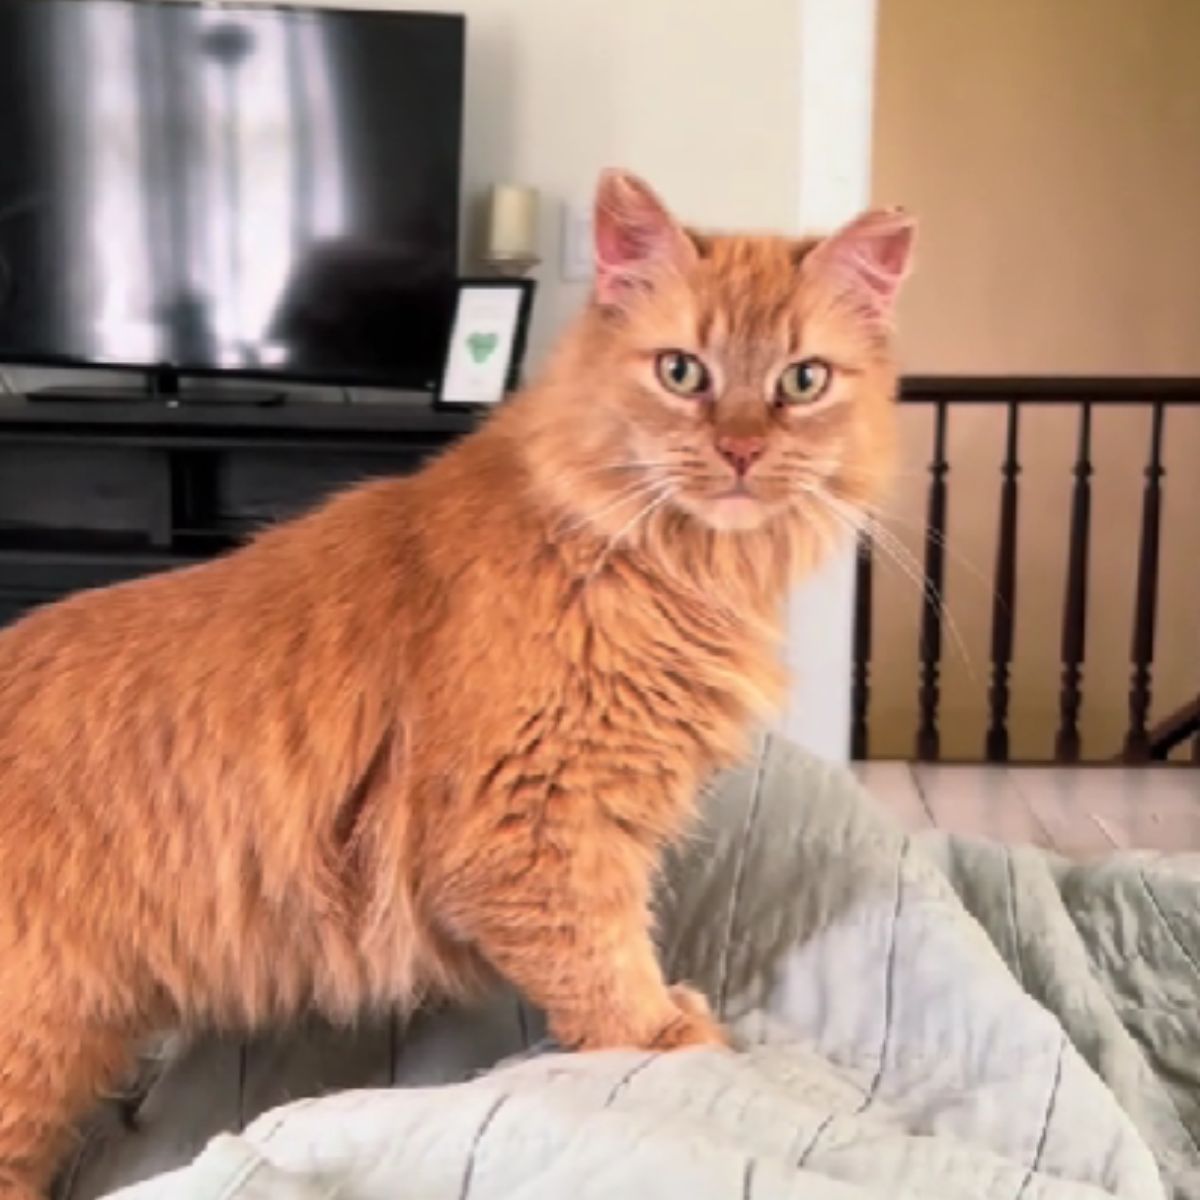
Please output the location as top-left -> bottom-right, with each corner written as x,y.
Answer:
0,393 -> 479,629
28,382 -> 288,408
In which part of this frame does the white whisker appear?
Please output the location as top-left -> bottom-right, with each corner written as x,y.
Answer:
554,475 -> 669,539
586,487 -> 673,581
863,506 -> 1004,611
805,484 -> 978,685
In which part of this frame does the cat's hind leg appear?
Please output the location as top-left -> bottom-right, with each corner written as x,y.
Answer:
0,1016 -> 131,1200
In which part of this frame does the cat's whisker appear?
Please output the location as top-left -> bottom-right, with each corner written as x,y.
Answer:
860,524 -> 979,687
553,475 -> 671,539
580,459 -> 679,478
586,486 -> 674,580
849,495 -> 999,611
560,460 -> 682,501
804,485 -> 978,686
834,464 -> 925,482
862,506 -> 1004,611
608,486 -> 673,549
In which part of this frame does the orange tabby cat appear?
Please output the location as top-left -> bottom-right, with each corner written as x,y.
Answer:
0,170 -> 912,1198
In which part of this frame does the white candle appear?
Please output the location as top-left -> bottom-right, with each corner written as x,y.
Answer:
486,184 -> 539,261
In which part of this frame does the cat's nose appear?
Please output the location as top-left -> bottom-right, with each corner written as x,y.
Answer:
715,434 -> 767,477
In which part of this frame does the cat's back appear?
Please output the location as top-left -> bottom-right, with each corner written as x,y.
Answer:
0,474 -> 422,854
0,473 -> 409,698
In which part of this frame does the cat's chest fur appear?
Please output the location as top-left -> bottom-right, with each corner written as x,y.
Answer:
430,543 -> 787,846
581,560 -> 784,747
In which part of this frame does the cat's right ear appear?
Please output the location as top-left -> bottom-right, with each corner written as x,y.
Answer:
593,169 -> 696,308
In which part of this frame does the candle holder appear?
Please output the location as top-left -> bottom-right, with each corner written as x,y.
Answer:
482,252 -> 541,279
481,184 -> 541,278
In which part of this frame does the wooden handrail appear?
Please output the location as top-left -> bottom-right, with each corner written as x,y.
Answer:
901,376 -> 1200,403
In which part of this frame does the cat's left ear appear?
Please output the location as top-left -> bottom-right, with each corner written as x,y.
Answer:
593,169 -> 697,308
803,207 -> 916,320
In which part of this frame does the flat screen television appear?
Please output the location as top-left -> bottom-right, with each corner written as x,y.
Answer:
0,0 -> 465,396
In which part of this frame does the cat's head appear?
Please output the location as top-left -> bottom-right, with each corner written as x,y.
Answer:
535,170 -> 914,544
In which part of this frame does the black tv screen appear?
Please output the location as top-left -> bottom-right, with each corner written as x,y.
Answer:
0,0 -> 464,390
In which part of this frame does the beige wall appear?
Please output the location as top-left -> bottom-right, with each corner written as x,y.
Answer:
876,0 -> 1200,377
870,0 -> 1200,760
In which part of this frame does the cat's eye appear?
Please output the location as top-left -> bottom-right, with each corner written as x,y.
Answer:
776,358 -> 831,406
655,351 -> 711,398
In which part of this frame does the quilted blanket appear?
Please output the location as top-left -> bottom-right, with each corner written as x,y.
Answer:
100,737 -> 1199,1200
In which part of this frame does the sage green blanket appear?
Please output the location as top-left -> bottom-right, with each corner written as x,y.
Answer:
86,738 -> 1197,1200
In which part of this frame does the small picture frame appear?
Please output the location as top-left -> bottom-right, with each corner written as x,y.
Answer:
434,278 -> 536,409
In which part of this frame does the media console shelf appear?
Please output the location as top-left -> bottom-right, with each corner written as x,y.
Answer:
0,396 -> 479,627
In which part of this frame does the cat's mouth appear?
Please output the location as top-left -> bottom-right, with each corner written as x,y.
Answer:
691,480 -> 773,531
711,478 -> 753,501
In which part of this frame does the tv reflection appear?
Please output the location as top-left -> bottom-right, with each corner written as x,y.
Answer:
56,1 -> 444,376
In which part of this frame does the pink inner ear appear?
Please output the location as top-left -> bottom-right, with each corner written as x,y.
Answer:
592,169 -> 691,305
876,224 -> 913,277
813,210 -> 915,316
595,210 -> 658,273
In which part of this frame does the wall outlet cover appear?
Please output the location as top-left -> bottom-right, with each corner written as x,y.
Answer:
561,203 -> 594,282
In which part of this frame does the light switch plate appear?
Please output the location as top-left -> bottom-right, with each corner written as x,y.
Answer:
561,203 -> 594,282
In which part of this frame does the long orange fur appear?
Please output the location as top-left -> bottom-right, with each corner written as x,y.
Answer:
0,171 -> 913,1198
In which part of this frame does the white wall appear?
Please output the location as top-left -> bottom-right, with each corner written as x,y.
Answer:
777,0 -> 879,763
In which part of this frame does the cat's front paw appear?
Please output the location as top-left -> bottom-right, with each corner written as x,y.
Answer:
650,984 -> 728,1050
